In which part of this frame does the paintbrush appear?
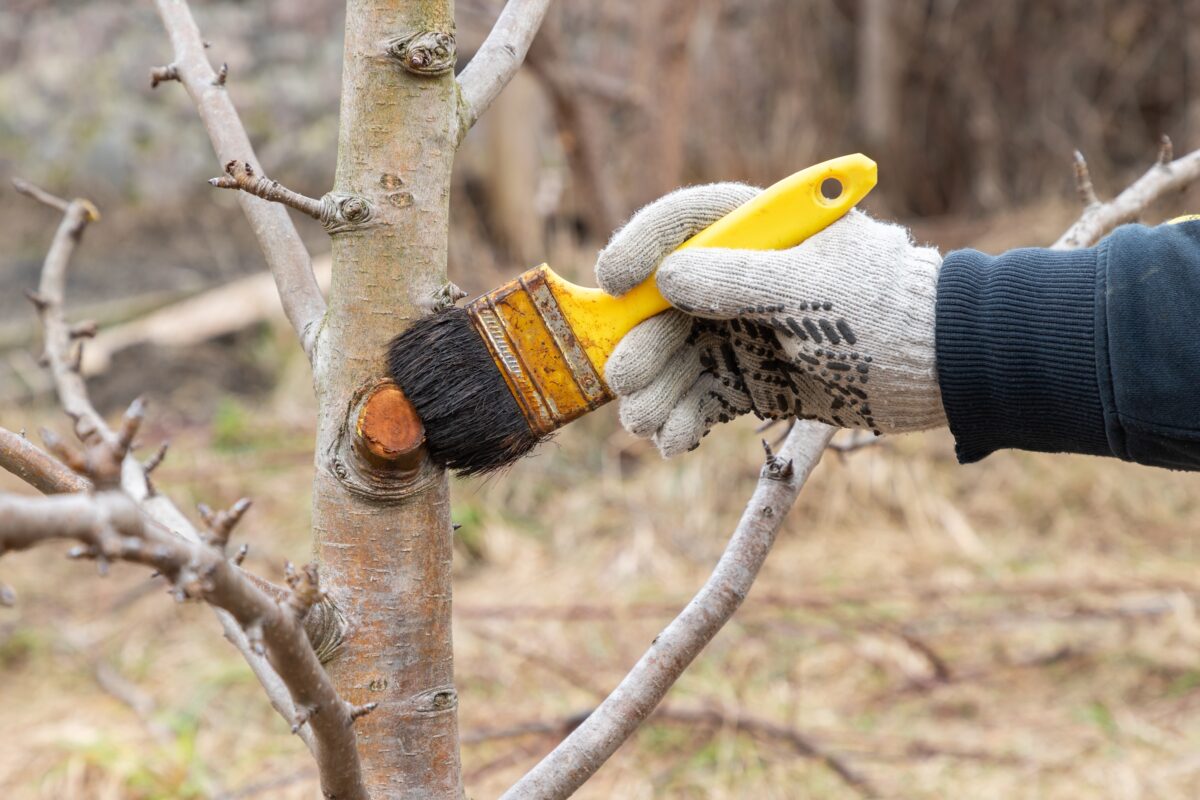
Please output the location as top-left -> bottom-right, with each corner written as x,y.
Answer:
387,154 -> 877,475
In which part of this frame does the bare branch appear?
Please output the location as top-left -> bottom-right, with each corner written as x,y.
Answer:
14,179 -> 106,446
0,489 -> 369,800
11,177 -> 75,213
456,0 -> 553,142
210,160 -> 328,223
151,0 -> 326,358
1053,143 -> 1200,249
502,420 -> 837,800
8,180 -> 348,778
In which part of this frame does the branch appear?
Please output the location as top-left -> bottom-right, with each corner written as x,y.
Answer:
151,0 -> 326,358
0,427 -> 90,494
208,161 -> 376,235
456,0 -> 553,143
501,421 -> 836,800
0,489 -> 372,800
13,179 -> 105,445
209,160 -> 327,222
1053,137 -> 1200,249
5,182 -> 369,794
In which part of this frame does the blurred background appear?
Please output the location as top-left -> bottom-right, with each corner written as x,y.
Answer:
5,1 -> 1200,797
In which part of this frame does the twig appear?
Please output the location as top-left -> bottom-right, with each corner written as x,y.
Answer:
209,160 -> 327,223
149,63 -> 180,88
13,179 -> 104,446
501,420 -> 837,800
1053,140 -> 1200,249
151,0 -> 325,358
12,177 -> 73,213
456,0 -> 553,143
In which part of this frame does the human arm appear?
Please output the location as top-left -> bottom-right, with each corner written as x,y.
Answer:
597,183 -> 1200,471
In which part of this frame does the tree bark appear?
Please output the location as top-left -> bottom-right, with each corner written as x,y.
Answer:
312,1 -> 462,797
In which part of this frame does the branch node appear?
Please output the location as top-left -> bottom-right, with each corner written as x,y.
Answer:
39,427 -> 87,475
214,62 -> 228,87
232,543 -> 249,566
318,192 -> 379,235
427,281 -> 468,313
385,31 -> 457,75
23,289 -> 50,311
244,619 -> 265,655
348,701 -> 378,725
761,439 -> 794,481
291,703 -> 321,734
149,63 -> 181,88
284,561 -> 325,619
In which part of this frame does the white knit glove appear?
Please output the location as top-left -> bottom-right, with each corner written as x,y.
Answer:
596,183 -> 947,456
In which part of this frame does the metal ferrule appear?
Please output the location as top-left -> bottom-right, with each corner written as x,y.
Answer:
466,265 -> 613,436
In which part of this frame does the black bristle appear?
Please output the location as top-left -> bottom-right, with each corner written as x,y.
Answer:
387,308 -> 547,475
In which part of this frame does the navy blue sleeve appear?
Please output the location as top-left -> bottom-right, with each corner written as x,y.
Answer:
935,220 -> 1200,471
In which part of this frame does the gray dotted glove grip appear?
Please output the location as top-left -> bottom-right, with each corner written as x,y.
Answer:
596,183 -> 947,457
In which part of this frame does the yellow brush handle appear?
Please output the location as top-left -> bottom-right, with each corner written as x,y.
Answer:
546,153 -> 878,369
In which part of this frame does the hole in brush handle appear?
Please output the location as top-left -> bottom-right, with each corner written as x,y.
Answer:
820,177 -> 843,200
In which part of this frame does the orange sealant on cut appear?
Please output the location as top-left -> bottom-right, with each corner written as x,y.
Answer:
356,382 -> 426,468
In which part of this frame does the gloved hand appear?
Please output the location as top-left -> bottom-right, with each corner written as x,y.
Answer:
595,183 -> 947,456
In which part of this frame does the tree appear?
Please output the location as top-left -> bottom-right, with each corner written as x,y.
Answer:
4,2 -> 1200,799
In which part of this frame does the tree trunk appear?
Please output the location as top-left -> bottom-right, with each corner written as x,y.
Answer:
312,1 -> 462,796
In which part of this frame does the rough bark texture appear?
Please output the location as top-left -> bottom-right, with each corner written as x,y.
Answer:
311,1 -> 462,797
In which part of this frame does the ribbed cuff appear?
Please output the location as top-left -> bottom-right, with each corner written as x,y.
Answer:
935,247 -> 1112,463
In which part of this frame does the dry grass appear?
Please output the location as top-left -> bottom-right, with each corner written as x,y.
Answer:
5,361 -> 1200,799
